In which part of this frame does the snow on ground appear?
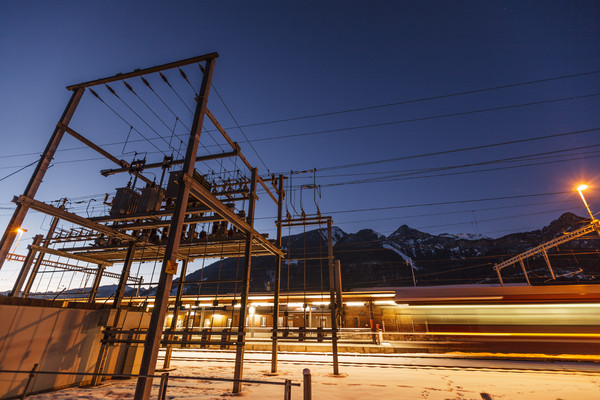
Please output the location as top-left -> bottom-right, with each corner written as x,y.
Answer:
26,350 -> 600,400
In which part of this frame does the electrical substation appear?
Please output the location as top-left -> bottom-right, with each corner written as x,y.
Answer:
0,53 -> 344,399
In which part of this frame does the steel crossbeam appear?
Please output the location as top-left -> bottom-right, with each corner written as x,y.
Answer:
494,220 -> 600,285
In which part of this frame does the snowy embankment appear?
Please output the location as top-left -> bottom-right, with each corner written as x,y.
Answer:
26,350 -> 600,399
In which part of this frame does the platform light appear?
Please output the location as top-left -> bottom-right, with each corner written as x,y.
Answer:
374,300 -> 397,305
248,295 -> 272,300
345,302 -> 366,307
576,184 -> 595,221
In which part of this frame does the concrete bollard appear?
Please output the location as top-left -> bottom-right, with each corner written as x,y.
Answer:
303,368 -> 312,400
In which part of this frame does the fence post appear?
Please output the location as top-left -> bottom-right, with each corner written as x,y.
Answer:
303,368 -> 311,400
20,363 -> 38,400
157,372 -> 169,400
284,379 -> 291,400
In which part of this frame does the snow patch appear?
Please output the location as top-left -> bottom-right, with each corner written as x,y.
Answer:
439,232 -> 490,241
319,226 -> 345,245
382,242 -> 419,270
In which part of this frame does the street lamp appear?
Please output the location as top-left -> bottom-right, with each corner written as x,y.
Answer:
576,184 -> 596,221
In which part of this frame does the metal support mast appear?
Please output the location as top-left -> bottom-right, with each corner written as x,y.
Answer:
271,175 -> 284,373
232,168 -> 258,393
134,55 -> 216,400
327,219 -> 340,375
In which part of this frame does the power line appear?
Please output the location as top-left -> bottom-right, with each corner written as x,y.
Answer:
256,197 -> 579,223
319,145 -> 600,188
315,127 -> 600,173
89,88 -> 166,155
412,207 -> 574,231
258,205 -> 589,254
323,191 -> 570,215
270,147 -> 600,191
0,158 -> 39,182
219,68 -> 600,129
142,71 -> 229,173
242,92 -> 600,145
172,67 -> 240,176
210,83 -> 271,174
104,84 -> 174,156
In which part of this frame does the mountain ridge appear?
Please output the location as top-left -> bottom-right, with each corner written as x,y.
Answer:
177,212 -> 600,294
19,212 -> 598,299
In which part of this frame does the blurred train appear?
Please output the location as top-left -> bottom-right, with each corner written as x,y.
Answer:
120,283 -> 600,355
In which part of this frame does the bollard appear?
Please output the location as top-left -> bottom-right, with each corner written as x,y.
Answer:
284,379 -> 292,400
157,372 -> 169,400
20,363 -> 38,400
303,368 -> 312,400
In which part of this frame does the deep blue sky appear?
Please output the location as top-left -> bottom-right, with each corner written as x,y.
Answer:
1,1 -> 600,288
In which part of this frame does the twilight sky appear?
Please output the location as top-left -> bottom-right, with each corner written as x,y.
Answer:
0,1 -> 599,272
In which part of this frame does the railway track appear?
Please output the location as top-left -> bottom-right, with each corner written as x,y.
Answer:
158,350 -> 600,375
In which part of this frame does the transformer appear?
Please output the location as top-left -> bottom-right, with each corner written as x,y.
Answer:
137,186 -> 164,213
110,186 -> 141,216
165,170 -> 212,199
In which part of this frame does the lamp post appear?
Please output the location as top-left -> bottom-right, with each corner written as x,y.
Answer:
576,184 -> 595,221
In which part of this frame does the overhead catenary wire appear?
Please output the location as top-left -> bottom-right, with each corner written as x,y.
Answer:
0,119 -> 597,170
320,151 -> 600,188
312,127 -> 600,173
239,92 -> 600,145
272,142 -> 600,191
192,62 -> 270,173
0,158 -> 40,182
121,79 -> 185,159
218,68 -> 600,129
254,197 -> 584,224
171,67 -> 254,181
319,191 -> 571,216
164,67 -> 234,176
210,84 -> 271,174
142,70 -> 229,174
89,88 -> 165,155
317,145 -> 600,188
104,84 -> 178,157
1,67 -> 599,163
258,206 -> 589,255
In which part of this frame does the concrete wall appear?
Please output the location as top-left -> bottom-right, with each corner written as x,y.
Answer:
0,298 -> 149,399
101,309 -> 151,378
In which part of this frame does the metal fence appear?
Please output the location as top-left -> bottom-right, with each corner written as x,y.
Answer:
0,366 -> 309,400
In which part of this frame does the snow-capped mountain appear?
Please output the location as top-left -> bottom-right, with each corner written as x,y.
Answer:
177,212 -> 600,293
39,212 -> 597,299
